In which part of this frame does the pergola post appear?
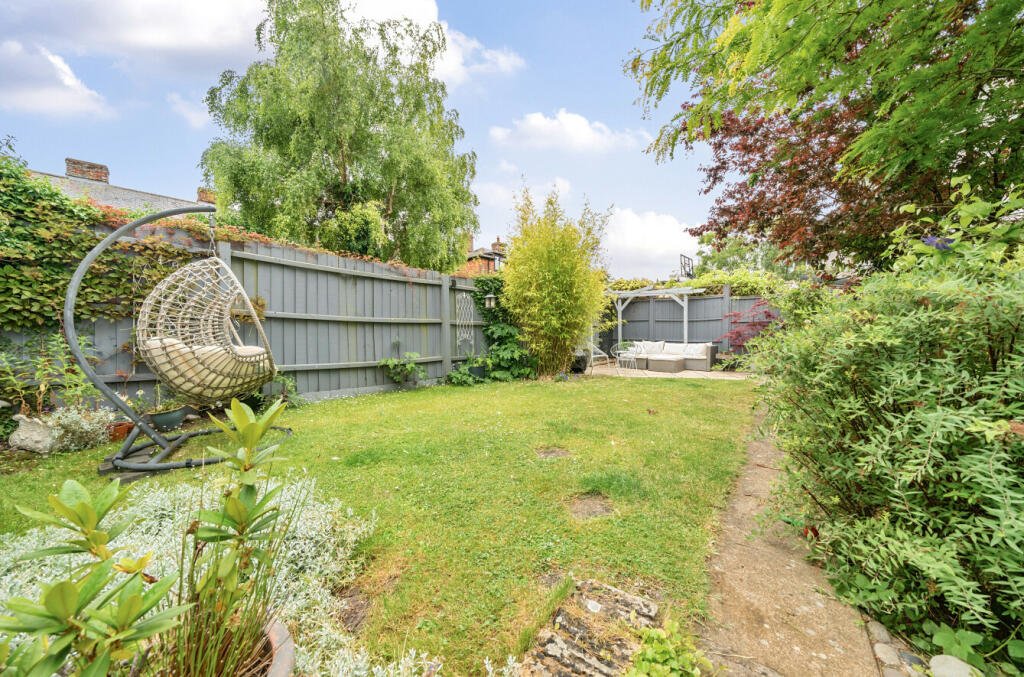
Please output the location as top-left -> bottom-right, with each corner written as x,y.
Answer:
684,294 -> 689,343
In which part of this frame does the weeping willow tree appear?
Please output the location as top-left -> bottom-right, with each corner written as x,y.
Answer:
203,0 -> 478,271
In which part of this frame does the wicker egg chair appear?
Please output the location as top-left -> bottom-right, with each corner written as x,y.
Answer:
64,205 -> 282,478
136,257 -> 275,406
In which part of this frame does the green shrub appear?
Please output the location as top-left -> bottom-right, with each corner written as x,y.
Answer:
378,352 -> 427,385
471,274 -> 536,380
748,183 -> 1024,671
501,190 -> 607,376
687,268 -> 784,296
627,618 -> 712,676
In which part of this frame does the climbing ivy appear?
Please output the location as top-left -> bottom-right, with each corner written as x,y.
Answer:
471,274 -> 535,381
0,155 -> 193,331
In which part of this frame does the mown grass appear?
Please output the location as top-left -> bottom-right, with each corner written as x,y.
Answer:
0,376 -> 755,673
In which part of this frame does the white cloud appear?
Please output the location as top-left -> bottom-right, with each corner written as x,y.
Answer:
475,181 -> 515,210
3,1 -> 264,75
434,27 -> 524,87
490,109 -> 651,153
497,159 -> 518,174
474,176 -> 571,210
0,41 -> 111,117
166,92 -> 209,129
3,0 -> 521,88
604,207 -> 699,279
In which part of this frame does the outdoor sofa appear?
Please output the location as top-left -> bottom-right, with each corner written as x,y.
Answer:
622,340 -> 717,372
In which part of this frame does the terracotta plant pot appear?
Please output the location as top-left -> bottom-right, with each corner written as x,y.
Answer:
108,420 -> 134,442
264,619 -> 295,677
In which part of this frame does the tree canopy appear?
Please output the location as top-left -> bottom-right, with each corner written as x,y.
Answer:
203,0 -> 478,272
633,0 -> 1024,194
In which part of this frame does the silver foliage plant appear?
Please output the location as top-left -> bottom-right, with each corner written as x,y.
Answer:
0,479 -> 523,676
43,405 -> 116,452
0,479 -> 374,674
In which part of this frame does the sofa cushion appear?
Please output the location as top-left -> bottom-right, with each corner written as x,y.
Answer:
662,342 -> 708,358
639,340 -> 665,354
646,353 -> 686,363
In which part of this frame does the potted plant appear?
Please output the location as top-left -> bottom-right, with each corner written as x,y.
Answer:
466,356 -> 489,380
139,385 -> 193,432
378,352 -> 427,388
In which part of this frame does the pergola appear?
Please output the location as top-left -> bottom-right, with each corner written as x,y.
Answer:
610,285 -> 706,346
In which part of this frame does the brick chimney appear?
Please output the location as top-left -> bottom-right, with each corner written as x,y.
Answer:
197,187 -> 216,204
491,237 -> 505,255
65,158 -> 109,183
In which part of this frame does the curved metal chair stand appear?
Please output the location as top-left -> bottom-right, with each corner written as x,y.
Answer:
64,205 -> 285,479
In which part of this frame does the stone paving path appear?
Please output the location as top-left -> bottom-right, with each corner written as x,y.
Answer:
520,580 -> 659,676
698,432 -> 880,676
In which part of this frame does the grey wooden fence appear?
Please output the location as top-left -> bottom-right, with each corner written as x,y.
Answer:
9,230 -> 485,402
600,286 -> 764,353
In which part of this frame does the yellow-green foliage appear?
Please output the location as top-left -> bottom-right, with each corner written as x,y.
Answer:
501,190 -> 607,375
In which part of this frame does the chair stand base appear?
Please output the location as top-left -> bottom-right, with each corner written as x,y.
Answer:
99,426 -> 224,482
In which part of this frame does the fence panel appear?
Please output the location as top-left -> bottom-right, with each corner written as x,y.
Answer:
4,229 -> 485,402
601,286 -> 765,353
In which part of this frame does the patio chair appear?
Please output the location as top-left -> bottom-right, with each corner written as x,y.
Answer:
581,341 -> 610,375
610,341 -> 641,375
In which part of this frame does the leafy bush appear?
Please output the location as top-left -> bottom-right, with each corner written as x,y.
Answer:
0,334 -> 101,415
627,619 -> 711,676
378,353 -> 427,385
472,274 -> 535,380
748,184 -> 1024,670
687,268 -> 785,296
0,479 -> 186,674
318,201 -> 388,259
44,405 -> 116,452
445,364 -> 478,386
501,190 -> 607,376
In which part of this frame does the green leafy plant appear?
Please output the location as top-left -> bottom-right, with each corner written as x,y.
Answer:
378,353 -> 427,386
627,618 -> 712,676
157,398 -> 291,676
445,363 -> 480,386
500,190 -> 607,376
746,184 -> 1024,670
0,153 -> 193,332
0,480 -> 186,675
0,333 -> 101,416
470,275 -> 536,382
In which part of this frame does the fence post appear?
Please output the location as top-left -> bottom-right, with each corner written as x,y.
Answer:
440,275 -> 452,375
217,241 -> 233,269
721,284 -> 732,352
648,297 -> 655,340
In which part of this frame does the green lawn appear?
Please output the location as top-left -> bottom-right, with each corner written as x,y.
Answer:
0,376 -> 755,673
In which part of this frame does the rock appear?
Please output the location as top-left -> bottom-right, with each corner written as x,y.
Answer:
930,655 -> 976,677
584,599 -> 602,614
8,414 -> 55,454
867,619 -> 892,644
0,400 -> 10,408
882,669 -> 904,677
899,650 -> 926,667
873,642 -> 901,666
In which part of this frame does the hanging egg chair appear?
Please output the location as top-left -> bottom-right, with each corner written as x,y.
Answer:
64,205 -> 283,479
136,257 -> 275,405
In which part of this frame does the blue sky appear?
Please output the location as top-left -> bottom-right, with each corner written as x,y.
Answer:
0,0 -> 713,278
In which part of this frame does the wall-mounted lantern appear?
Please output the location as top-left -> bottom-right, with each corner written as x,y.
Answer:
483,293 -> 497,310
